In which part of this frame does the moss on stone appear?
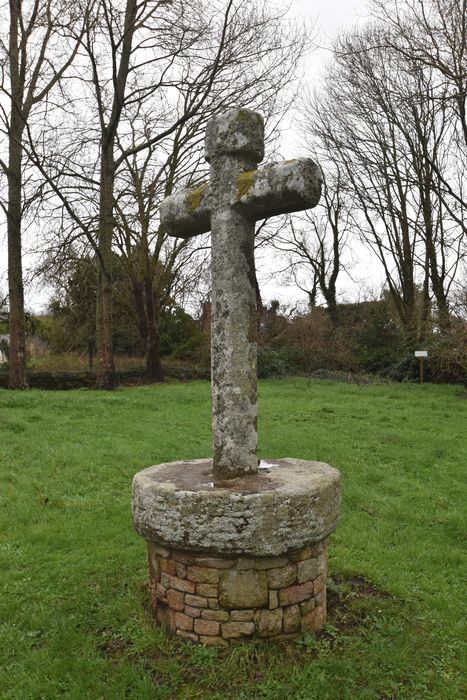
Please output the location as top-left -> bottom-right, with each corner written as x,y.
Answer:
237,170 -> 256,201
188,184 -> 207,212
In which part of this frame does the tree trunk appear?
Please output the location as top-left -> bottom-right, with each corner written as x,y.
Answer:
7,119 -> 27,389
144,280 -> 163,383
7,0 -> 27,390
95,143 -> 116,389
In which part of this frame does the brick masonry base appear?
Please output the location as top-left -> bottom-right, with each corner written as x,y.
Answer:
147,540 -> 328,645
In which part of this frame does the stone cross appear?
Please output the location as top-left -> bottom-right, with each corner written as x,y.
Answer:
160,108 -> 322,481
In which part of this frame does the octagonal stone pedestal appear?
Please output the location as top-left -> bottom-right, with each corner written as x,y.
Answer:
132,458 -> 341,645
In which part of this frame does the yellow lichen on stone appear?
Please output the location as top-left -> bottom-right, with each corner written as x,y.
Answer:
237,170 -> 256,201
188,184 -> 207,212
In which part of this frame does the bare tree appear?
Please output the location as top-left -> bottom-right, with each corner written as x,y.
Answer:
372,0 -> 467,237
0,0 -> 85,388
29,0 -> 307,387
304,23 -> 463,345
271,169 -> 352,324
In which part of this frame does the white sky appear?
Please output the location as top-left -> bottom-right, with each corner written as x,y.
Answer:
0,0 -> 376,314
259,0 -> 382,308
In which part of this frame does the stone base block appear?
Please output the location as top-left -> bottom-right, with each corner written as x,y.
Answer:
132,458 -> 341,644
148,541 -> 328,643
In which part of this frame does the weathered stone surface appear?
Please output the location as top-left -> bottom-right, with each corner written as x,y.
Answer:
255,608 -> 283,637
193,556 -> 236,569
132,458 -> 341,556
185,594 -> 208,608
176,630 -> 198,642
151,543 -> 170,558
147,545 -> 159,580
166,589 -> 185,611
205,108 -> 264,163
219,569 -> 268,608
268,590 -> 278,610
288,546 -> 312,562
301,605 -> 325,632
267,564 -> 297,589
201,609 -> 230,622
159,160 -> 322,241
194,619 -> 220,636
160,558 -> 177,575
278,581 -> 314,607
230,609 -> 254,621
313,574 -> 325,594
160,573 -> 171,589
236,558 -> 256,570
222,621 -> 255,638
170,576 -> 196,594
145,537 -> 335,644
132,107 -> 340,646
297,558 -> 319,584
187,566 -> 219,584
174,612 -> 193,631
283,605 -> 301,634
255,556 -> 288,570
300,599 -> 316,615
196,583 -> 218,598
184,605 -> 202,618
158,108 -> 323,480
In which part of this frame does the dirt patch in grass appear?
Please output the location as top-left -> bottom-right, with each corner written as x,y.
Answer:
319,574 -> 397,643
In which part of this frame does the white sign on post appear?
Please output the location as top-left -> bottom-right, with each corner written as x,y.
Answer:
414,351 -> 428,358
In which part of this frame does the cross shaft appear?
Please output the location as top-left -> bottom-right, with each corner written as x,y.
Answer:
160,108 -> 322,480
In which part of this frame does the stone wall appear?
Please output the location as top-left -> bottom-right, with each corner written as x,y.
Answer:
147,540 -> 328,645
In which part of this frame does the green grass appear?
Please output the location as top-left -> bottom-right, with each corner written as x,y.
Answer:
0,378 -> 466,699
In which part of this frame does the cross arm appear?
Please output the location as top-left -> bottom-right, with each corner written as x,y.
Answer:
160,182 -> 211,239
236,158 -> 322,221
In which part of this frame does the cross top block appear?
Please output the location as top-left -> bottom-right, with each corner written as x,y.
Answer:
205,107 -> 264,164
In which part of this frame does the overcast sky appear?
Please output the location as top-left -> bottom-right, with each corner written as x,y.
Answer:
0,0 -> 373,313
260,0 -> 380,308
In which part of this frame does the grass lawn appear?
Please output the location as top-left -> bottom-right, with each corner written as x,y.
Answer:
0,378 -> 465,699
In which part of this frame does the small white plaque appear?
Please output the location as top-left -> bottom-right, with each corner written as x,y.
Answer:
414,350 -> 428,358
